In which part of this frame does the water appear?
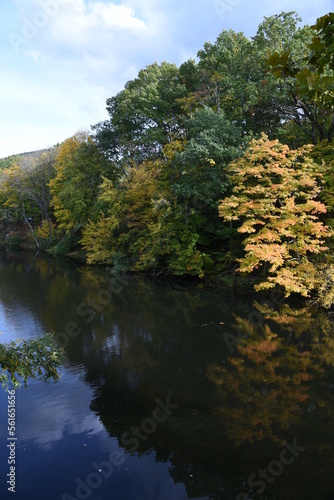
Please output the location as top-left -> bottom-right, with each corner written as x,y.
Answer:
0,248 -> 334,499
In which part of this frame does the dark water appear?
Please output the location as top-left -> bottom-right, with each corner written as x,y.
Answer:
0,248 -> 334,500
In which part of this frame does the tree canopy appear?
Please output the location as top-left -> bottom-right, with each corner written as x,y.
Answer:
219,134 -> 331,297
1,10 -> 333,307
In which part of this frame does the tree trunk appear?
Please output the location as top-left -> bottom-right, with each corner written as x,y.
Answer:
328,112 -> 334,143
47,217 -> 52,244
21,202 -> 39,249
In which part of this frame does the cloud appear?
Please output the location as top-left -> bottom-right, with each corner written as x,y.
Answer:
49,0 -> 147,47
8,0 -> 147,57
16,370 -> 106,450
2,1 -> 182,156
90,2 -> 146,29
1,0 -> 333,157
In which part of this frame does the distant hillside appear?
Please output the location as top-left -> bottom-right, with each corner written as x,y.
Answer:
17,149 -> 50,159
0,148 -> 50,171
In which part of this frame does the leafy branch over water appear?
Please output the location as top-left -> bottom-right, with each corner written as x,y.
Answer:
0,334 -> 64,390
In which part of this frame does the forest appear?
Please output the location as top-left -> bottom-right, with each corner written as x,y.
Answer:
0,11 -> 333,309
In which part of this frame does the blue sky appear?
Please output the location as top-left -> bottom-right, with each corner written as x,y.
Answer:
1,0 -> 332,157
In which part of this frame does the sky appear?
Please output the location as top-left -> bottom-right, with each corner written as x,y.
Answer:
0,0 -> 333,158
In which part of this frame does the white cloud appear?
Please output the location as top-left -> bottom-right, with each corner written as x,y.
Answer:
89,2 -> 146,30
1,0 -> 332,157
16,370 -> 106,450
1,1 -> 172,156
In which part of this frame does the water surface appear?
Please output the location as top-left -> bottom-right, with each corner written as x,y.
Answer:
0,248 -> 334,499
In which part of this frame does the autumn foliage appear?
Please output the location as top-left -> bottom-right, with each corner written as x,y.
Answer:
219,134 -> 332,297
0,12 -> 333,306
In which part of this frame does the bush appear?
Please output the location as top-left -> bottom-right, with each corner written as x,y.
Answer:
52,233 -> 78,255
7,234 -> 23,248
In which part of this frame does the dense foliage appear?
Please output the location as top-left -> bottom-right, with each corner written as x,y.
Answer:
219,135 -> 331,296
0,334 -> 64,390
0,11 -> 333,307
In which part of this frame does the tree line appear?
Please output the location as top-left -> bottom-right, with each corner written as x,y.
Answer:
0,11 -> 333,307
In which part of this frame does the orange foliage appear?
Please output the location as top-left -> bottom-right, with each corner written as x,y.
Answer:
219,134 -> 332,296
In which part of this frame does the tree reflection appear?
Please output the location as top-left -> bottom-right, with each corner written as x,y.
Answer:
2,249 -> 334,498
66,269 -> 334,498
206,302 -> 334,447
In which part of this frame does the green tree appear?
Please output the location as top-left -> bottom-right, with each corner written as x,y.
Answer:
309,13 -> 334,73
250,12 -> 314,145
81,152 -> 213,277
267,12 -> 334,143
191,30 -> 258,130
93,62 -> 188,172
50,132 -> 117,234
168,107 -> 245,248
0,155 -> 20,171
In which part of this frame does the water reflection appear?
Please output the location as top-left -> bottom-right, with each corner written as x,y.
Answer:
16,369 -> 105,450
1,248 -> 334,499
209,328 -> 310,442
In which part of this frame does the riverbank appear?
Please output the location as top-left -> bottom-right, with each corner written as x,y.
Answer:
0,222 -> 87,262
0,223 -> 34,250
0,221 -> 331,309
0,221 -> 255,293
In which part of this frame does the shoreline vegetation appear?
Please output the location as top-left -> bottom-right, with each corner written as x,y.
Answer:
1,11 -> 333,309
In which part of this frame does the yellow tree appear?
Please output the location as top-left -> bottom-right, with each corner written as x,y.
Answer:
50,131 -> 116,233
219,134 -> 332,297
80,161 -> 164,267
307,140 -> 334,308
0,165 -> 40,248
81,155 -> 210,276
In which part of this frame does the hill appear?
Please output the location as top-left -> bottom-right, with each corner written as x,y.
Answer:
0,149 -> 50,171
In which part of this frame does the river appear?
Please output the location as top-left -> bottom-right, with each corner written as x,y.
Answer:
0,248 -> 333,500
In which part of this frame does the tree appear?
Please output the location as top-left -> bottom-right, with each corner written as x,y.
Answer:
190,30 -> 258,130
179,14 -> 314,141
22,148 -> 57,243
81,153 -> 213,277
50,132 -> 117,234
0,149 -> 58,247
93,62 -> 188,172
307,140 -> 334,213
253,11 -> 308,55
309,13 -> 334,73
219,134 -> 332,297
81,162 -> 163,269
267,12 -> 334,143
0,165 -> 40,248
249,12 -> 315,144
0,155 -> 20,171
167,107 -> 245,247
307,140 -> 334,308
